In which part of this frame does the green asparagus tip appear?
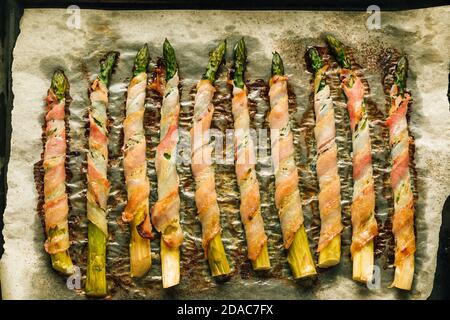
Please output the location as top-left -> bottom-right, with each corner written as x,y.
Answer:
133,44 -> 150,77
163,38 -> 178,81
394,56 -> 408,94
307,47 -> 324,74
98,51 -> 119,86
271,51 -> 284,77
326,35 -> 351,69
233,37 -> 247,89
202,39 -> 227,83
51,69 -> 69,101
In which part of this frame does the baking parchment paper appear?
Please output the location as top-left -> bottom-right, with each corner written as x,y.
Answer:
1,7 -> 449,300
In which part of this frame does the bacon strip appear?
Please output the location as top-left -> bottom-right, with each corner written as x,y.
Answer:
43,89 -> 70,254
339,69 -> 378,257
191,79 -> 221,255
152,72 -> 183,249
313,72 -> 343,252
268,75 -> 303,249
87,79 -> 110,237
231,84 -> 268,261
122,72 -> 152,238
387,83 -> 415,289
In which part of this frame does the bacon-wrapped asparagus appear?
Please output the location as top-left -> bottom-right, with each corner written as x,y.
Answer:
307,47 -> 343,268
326,35 -> 378,282
230,38 -> 270,270
269,52 -> 316,279
191,40 -> 231,277
386,56 -> 415,290
152,39 -> 184,288
86,52 -> 118,297
42,70 -> 74,275
121,45 -> 152,278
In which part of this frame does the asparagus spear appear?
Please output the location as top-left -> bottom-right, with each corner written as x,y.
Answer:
133,44 -> 150,77
45,70 -> 74,275
207,40 -> 230,277
193,40 -> 230,277
125,45 -> 152,278
99,52 -> 119,86
388,56 -> 415,290
271,51 -> 284,77
163,38 -> 178,81
232,38 -> 246,89
307,47 -> 326,93
326,35 -> 378,282
394,56 -> 408,95
270,53 -> 316,279
157,39 -> 183,288
306,47 -> 342,268
232,38 -> 270,270
326,35 -> 351,70
86,52 -> 118,297
203,39 -> 226,83
51,70 -> 69,100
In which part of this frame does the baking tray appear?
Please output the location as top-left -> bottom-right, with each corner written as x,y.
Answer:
0,0 -> 449,299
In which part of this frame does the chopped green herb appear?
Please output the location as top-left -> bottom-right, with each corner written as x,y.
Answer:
92,116 -> 104,130
48,226 -> 66,238
48,127 -> 57,137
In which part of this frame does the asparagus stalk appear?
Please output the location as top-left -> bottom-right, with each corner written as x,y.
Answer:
307,47 -> 326,93
203,39 -> 227,82
287,225 -> 317,278
46,71 -> 74,276
127,45 -> 152,278
51,70 -> 69,101
326,35 -> 351,70
252,243 -> 270,271
307,47 -> 342,268
161,237 -> 180,288
270,52 -> 317,279
163,38 -> 178,81
326,35 -> 377,282
232,38 -> 270,270
86,52 -> 118,297
271,52 -> 285,76
50,247 -> 74,275
86,223 -> 107,296
394,56 -> 408,95
159,39 -> 182,288
232,38 -> 246,89
195,40 -> 230,277
130,209 -> 151,278
207,40 -> 230,277
208,233 -> 231,276
389,56 -> 415,290
99,52 -> 119,86
133,44 -> 150,77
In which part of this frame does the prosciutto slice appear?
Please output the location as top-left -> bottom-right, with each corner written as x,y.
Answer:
191,79 -> 222,255
268,75 -> 303,249
43,90 -> 70,254
339,69 -> 378,257
122,72 -> 152,238
387,83 -> 415,289
312,69 -> 343,252
152,72 -> 183,249
231,84 -> 268,261
87,79 -> 110,238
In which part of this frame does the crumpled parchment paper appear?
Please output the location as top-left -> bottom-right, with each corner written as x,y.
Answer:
1,7 -> 449,300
